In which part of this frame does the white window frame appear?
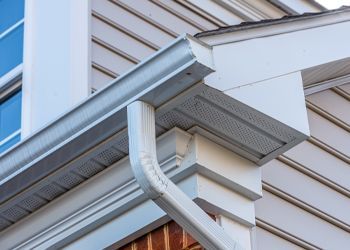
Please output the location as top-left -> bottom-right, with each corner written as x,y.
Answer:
0,16 -> 25,150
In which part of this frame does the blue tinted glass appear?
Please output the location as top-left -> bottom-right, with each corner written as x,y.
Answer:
0,132 -> 20,153
0,90 -> 21,141
0,0 -> 24,34
0,24 -> 23,77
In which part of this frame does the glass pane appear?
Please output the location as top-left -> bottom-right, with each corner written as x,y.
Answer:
0,24 -> 23,77
0,90 -> 21,141
0,0 -> 24,34
0,132 -> 20,153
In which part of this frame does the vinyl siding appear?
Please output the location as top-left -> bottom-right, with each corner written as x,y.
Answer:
257,84 -> 350,249
90,0 -> 284,90
255,227 -> 302,250
338,83 -> 350,94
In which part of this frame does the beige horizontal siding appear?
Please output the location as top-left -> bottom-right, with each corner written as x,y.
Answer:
90,0 -> 271,90
284,141 -> 350,191
91,66 -> 115,91
338,83 -> 350,95
118,0 -> 202,35
262,159 -> 350,228
156,0 -> 219,30
92,41 -> 136,76
307,109 -> 350,156
307,89 -> 350,125
255,225 -> 310,250
256,190 -> 350,249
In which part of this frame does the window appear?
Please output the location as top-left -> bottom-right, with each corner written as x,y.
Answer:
0,0 -> 24,77
0,0 -> 24,153
0,0 -> 24,34
0,90 -> 21,153
0,24 -> 24,77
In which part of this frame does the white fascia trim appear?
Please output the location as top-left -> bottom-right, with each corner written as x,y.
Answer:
127,101 -> 243,250
199,9 -> 350,46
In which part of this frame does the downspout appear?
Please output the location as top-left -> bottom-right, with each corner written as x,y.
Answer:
127,101 -> 243,250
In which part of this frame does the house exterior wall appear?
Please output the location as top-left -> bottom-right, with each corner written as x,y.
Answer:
89,1 -> 350,249
1,1 -> 349,249
90,0 -> 288,90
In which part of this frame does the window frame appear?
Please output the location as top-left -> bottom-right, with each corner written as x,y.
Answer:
0,16 -> 24,153
0,71 -> 22,152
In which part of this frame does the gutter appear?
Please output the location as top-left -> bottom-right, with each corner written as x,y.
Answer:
127,101 -> 242,250
0,34 -> 213,204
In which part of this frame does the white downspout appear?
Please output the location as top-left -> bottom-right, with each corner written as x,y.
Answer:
127,101 -> 243,250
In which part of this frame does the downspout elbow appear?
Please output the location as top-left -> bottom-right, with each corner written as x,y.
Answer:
127,101 -> 243,250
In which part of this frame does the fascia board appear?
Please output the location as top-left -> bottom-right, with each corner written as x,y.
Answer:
203,21 -> 350,91
0,34 -> 214,203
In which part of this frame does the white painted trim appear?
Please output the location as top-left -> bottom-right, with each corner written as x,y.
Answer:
0,129 -> 21,147
0,19 -> 24,40
21,0 -> 91,138
0,64 -> 22,91
21,0 -> 34,138
70,0 -> 92,100
304,74 -> 350,95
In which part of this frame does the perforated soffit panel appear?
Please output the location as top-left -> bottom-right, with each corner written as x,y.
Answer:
0,83 -> 307,232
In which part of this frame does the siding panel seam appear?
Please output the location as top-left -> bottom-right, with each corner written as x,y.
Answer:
92,10 -> 160,51
306,101 -> 350,133
174,0 -> 228,27
92,62 -> 119,78
308,136 -> 350,164
262,181 -> 350,233
109,0 -> 178,38
332,86 -> 350,101
150,0 -> 206,31
92,36 -> 140,64
255,218 -> 321,250
277,155 -> 350,198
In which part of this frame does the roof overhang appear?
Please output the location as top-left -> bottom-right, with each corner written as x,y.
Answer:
7,8 -> 350,230
0,35 -> 214,203
0,32 -> 310,231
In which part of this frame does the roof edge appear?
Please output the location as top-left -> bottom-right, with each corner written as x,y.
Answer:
196,6 -> 350,42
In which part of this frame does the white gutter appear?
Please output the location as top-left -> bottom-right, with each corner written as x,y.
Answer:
127,101 -> 243,250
